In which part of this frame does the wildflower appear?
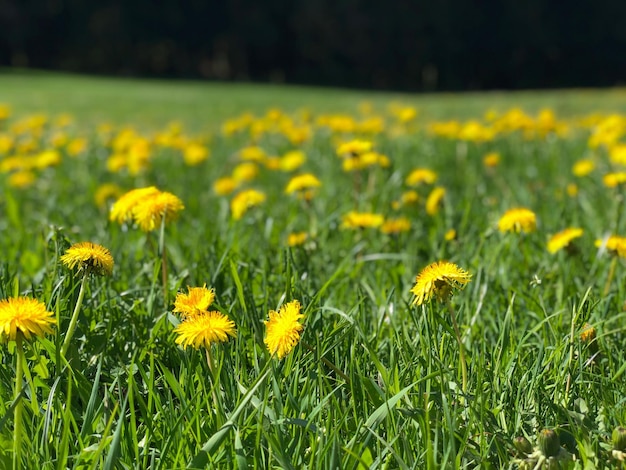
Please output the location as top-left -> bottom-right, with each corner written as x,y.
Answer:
0,297 -> 56,342
132,191 -> 185,232
94,183 -> 123,209
566,183 -> 578,197
183,143 -> 209,166
445,229 -> 457,241
547,227 -> 583,254
174,310 -> 236,349
8,171 -> 36,188
264,300 -> 304,359
580,323 -> 596,343
411,261 -> 471,306
498,207 -> 537,233
279,150 -> 306,171
603,172 -> 626,188
572,159 -> 594,177
483,152 -> 500,168
213,176 -> 238,196
60,242 -> 114,276
173,285 -> 216,319
405,168 -> 437,186
380,217 -> 411,234
231,189 -> 266,220
336,140 -> 373,157
109,186 -> 160,224
595,235 -> 626,257
537,429 -> 560,458
341,211 -> 384,229
425,187 -> 446,215
239,146 -> 267,162
285,173 -> 321,195
287,232 -> 308,247
610,145 -> 626,165
232,162 -> 259,183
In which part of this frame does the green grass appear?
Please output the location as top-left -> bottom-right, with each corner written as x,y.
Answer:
1,70 -> 626,469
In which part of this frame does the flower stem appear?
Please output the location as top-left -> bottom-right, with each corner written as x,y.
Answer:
205,347 -> 224,426
603,256 -> 618,297
446,300 -> 468,398
158,214 -> 169,305
61,273 -> 88,357
13,334 -> 25,470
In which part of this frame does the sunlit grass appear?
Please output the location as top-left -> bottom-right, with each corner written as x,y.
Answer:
0,70 -> 626,468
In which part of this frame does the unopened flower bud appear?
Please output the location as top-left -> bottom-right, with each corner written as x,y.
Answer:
613,426 -> 626,452
538,429 -> 561,458
513,436 -> 533,455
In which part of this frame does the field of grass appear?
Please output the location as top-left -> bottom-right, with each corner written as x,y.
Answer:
1,70 -> 626,469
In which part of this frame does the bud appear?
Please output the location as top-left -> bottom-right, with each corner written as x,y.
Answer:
580,323 -> 596,343
513,436 -> 533,455
613,426 -> 626,452
538,429 -> 561,458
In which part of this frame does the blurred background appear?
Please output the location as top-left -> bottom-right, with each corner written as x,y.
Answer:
1,0 -> 625,92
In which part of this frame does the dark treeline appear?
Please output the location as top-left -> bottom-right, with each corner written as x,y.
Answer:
1,0 -> 625,91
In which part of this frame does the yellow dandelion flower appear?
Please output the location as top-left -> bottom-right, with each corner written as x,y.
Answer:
572,159 -> 594,177
336,140 -> 373,157
425,186 -> 446,215
132,191 -> 184,232
411,261 -> 471,306
566,183 -> 579,197
213,176 -> 238,196
264,300 -> 304,359
94,183 -> 123,209
381,217 -> 411,234
595,235 -> 626,258
231,189 -> 266,220
238,145 -> 267,162
109,186 -> 160,223
580,323 -> 596,343
610,144 -> 626,165
603,172 -> 626,188
445,229 -> 457,241
285,173 -> 321,195
60,242 -> 114,276
183,144 -> 209,166
0,297 -> 56,342
547,227 -> 583,254
405,168 -> 437,186
232,162 -> 259,183
341,211 -> 385,229
8,170 -> 36,189
498,207 -> 537,233
174,310 -> 236,349
287,232 -> 308,247
279,150 -> 306,171
483,152 -> 500,168
173,285 -> 216,319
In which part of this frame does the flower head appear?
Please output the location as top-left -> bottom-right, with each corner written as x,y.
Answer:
547,227 -> 583,254
285,173 -> 321,195
336,140 -> 373,157
405,168 -> 437,186
109,186 -> 160,223
287,232 -> 308,247
264,300 -> 304,359
411,261 -> 472,306
231,189 -> 266,220
60,242 -> 114,276
498,207 -> 537,233
380,217 -> 411,234
341,211 -> 384,229
173,285 -> 216,319
174,310 -> 237,349
595,235 -> 626,258
425,186 -> 446,215
483,152 -> 501,168
0,297 -> 56,342
132,190 -> 184,232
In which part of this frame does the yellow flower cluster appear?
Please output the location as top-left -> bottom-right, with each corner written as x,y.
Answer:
110,186 -> 184,231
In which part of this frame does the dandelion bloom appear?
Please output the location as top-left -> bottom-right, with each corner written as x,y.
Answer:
498,208 -> 537,233
8,170 -> 36,189
580,323 -> 596,343
547,227 -> 583,254
174,311 -> 236,349
595,235 -> 626,258
341,211 -> 384,229
405,168 -> 437,186
232,162 -> 259,183
264,300 -> 304,359
61,242 -> 114,276
483,152 -> 500,168
285,173 -> 321,195
287,232 -> 308,247
572,159 -> 594,177
0,297 -> 56,342
173,285 -> 215,319
380,217 -> 411,234
231,189 -> 266,220
213,177 -> 238,196
279,150 -> 306,171
425,187 -> 446,215
603,172 -> 626,188
445,229 -> 457,241
109,186 -> 160,223
132,191 -> 184,232
183,144 -> 209,166
411,261 -> 472,306
94,183 -> 123,209
336,140 -> 373,157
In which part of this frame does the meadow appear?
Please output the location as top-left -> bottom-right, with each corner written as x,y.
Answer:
1,70 -> 626,469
